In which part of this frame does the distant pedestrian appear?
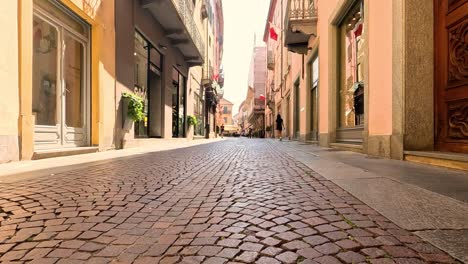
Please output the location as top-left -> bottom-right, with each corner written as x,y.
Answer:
248,127 -> 253,138
220,124 -> 225,138
276,114 -> 284,141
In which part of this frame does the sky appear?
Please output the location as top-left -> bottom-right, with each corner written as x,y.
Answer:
222,0 -> 270,115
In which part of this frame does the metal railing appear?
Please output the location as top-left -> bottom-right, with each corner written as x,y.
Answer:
172,0 -> 205,57
267,50 -> 275,70
203,65 -> 213,81
287,0 -> 318,22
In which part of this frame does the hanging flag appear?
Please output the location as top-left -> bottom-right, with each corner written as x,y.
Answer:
354,23 -> 363,38
269,26 -> 278,41
259,94 -> 266,100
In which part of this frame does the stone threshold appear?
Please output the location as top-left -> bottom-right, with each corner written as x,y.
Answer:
330,142 -> 364,153
33,147 -> 99,160
404,151 -> 468,171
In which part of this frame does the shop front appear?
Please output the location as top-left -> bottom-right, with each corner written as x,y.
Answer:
335,0 -> 365,145
32,0 -> 91,151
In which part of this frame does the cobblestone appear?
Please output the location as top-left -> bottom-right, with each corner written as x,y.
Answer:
0,140 -> 460,263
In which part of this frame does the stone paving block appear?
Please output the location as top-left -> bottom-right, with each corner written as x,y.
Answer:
314,242 -> 341,255
257,256 -> 281,264
337,251 -> 366,263
276,251 -> 299,263
235,251 -> 258,262
304,235 -> 329,246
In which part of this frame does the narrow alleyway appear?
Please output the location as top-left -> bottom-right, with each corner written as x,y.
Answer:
0,139 -> 460,264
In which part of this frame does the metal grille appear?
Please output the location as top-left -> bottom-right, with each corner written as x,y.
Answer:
172,0 -> 205,57
288,0 -> 318,21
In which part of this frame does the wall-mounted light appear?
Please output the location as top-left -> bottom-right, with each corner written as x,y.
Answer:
158,43 -> 167,50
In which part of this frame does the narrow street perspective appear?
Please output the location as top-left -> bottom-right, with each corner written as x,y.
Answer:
1,0 -> 468,263
0,139 -> 463,264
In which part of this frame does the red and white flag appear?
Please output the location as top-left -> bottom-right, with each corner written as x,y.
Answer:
269,24 -> 278,41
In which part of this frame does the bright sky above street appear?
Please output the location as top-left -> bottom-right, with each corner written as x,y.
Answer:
222,0 -> 270,115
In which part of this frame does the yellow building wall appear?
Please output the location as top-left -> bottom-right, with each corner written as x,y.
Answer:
0,1 -> 20,162
12,0 -> 117,161
61,0 -> 116,150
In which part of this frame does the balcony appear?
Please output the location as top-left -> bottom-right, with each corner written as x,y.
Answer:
218,68 -> 224,87
284,0 -> 318,54
142,0 -> 205,66
267,50 -> 275,70
202,65 -> 213,86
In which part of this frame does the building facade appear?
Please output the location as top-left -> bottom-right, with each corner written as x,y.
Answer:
217,98 -> 234,126
264,0 -> 468,169
244,46 -> 267,137
0,0 -> 222,163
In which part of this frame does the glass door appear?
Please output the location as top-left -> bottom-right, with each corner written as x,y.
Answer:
172,69 -> 187,138
33,1 -> 90,150
310,57 -> 319,141
62,33 -> 87,146
294,81 -> 300,139
32,15 -> 61,148
134,32 -> 149,138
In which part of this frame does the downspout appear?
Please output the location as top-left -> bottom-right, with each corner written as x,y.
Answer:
204,7 -> 210,138
280,0 -> 284,99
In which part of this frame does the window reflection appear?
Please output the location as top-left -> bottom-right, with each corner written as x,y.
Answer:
339,0 -> 364,128
64,35 -> 84,128
32,15 -> 58,126
134,31 -> 149,137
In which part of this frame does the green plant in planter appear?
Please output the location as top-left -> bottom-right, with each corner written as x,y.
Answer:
187,115 -> 198,127
122,92 -> 145,122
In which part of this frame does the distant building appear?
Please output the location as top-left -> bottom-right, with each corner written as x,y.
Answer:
247,47 -> 267,137
217,98 -> 234,126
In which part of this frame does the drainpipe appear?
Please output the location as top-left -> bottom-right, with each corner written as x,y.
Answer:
280,0 -> 284,99
204,10 -> 210,139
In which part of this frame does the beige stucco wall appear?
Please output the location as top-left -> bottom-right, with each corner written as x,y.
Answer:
0,1 -> 20,162
317,0 -> 340,137
368,0 -> 393,136
367,0 -> 393,157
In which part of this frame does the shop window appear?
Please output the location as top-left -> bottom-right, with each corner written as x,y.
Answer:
172,69 -> 186,138
134,31 -> 149,137
338,0 -> 365,129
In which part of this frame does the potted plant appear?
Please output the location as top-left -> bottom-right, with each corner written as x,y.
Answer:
122,92 -> 145,122
187,115 -> 198,139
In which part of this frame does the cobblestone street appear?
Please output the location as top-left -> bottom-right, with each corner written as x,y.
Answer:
0,139 -> 460,264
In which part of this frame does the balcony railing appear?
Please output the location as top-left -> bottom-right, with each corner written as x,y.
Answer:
288,0 -> 317,21
172,0 -> 205,57
267,50 -> 275,70
284,0 -> 318,54
202,65 -> 214,85
142,0 -> 205,65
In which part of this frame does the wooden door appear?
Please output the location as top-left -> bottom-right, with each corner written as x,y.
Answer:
434,0 -> 468,153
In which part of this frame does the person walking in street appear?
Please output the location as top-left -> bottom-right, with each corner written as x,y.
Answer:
248,127 -> 253,138
220,124 -> 225,138
276,114 -> 284,141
